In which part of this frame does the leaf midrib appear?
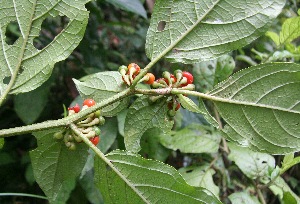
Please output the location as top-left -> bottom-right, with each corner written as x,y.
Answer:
149,0 -> 221,61
209,94 -> 299,114
0,0 -> 37,103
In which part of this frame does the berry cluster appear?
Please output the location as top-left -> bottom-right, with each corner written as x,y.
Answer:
152,70 -> 194,89
119,63 -> 195,117
53,99 -> 105,150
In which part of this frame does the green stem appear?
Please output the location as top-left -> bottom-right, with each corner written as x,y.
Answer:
0,89 -> 132,137
256,187 -> 266,204
70,123 -> 150,204
235,55 -> 257,66
0,193 -> 47,200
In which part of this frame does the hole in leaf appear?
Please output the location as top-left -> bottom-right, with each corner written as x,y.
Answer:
262,161 -> 267,164
186,169 -> 193,173
33,15 -> 69,50
208,65 -> 214,70
5,21 -> 21,45
157,21 -> 166,31
3,76 -> 11,84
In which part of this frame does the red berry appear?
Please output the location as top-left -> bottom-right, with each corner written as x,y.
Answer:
90,136 -> 100,145
145,73 -> 155,84
68,103 -> 81,113
181,71 -> 193,86
83,99 -> 96,107
73,104 -> 80,113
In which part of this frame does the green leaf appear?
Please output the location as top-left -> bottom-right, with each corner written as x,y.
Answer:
94,150 -> 222,204
117,109 -> 128,136
281,155 -> 300,174
0,0 -> 89,97
228,192 -> 260,204
14,82 -> 50,124
214,55 -> 235,84
268,177 -> 300,204
198,99 -> 219,128
79,170 -> 104,204
282,153 -> 294,167
228,143 -> 275,180
106,0 -> 147,19
98,117 -> 118,154
30,129 -> 89,203
178,94 -> 205,114
192,55 -> 235,93
280,16 -> 300,44
140,129 -> 170,161
74,71 -> 130,117
266,31 -> 280,46
124,96 -> 174,153
160,124 -> 221,154
146,0 -> 285,63
178,165 -> 219,197
209,63 -> 300,154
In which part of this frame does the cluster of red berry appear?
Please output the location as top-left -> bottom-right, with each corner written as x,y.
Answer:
53,99 -> 105,150
152,70 -> 194,116
119,63 -> 194,117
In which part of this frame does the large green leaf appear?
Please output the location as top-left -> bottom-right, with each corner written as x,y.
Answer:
228,192 -> 260,204
124,96 -> 174,153
94,150 -> 222,204
192,55 -> 235,93
178,165 -> 220,197
14,81 -> 50,124
146,0 -> 285,63
208,63 -> 300,154
98,117 -> 118,154
30,129 -> 89,204
228,143 -> 275,180
74,71 -> 130,116
0,0 -> 89,98
160,124 -> 221,154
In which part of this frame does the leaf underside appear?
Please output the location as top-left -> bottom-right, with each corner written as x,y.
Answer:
74,71 -> 130,117
146,0 -> 285,63
0,0 -> 89,95
30,129 -> 89,203
209,63 -> 300,154
124,96 -> 174,153
95,150 -> 222,204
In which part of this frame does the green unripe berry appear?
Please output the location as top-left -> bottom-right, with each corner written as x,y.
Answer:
53,131 -> 64,140
95,110 -> 101,117
99,116 -> 106,125
68,143 -> 76,151
94,126 -> 101,135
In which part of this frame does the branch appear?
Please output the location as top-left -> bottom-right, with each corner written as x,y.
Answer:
0,89 -> 132,137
